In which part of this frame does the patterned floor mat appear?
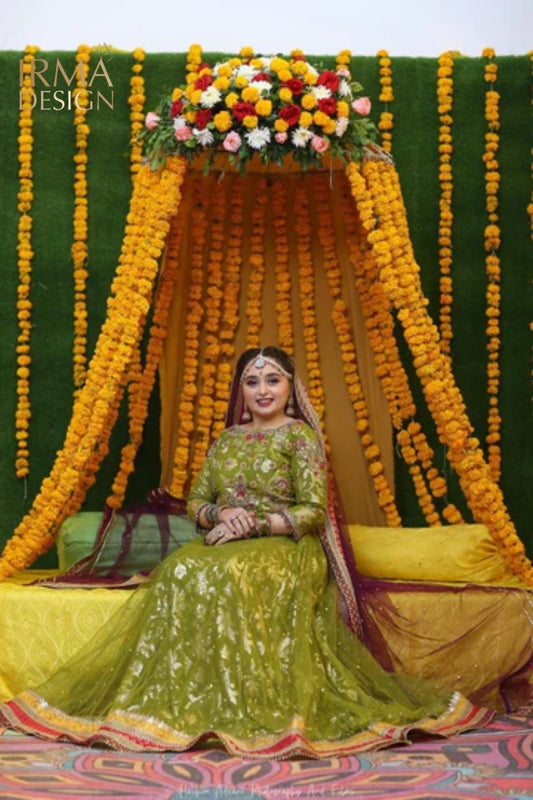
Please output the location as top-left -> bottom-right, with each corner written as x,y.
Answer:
0,714 -> 531,799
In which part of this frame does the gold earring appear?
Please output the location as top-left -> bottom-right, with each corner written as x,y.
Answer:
286,395 -> 295,417
241,404 -> 251,423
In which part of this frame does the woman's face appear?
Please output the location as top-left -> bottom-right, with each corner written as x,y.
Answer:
241,363 -> 292,428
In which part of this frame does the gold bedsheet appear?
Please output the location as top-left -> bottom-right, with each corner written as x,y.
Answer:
0,570 -> 531,711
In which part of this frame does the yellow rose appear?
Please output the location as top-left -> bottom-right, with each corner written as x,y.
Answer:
304,72 -> 318,86
323,118 -> 336,134
279,87 -> 292,103
242,86 -> 260,103
243,115 -> 258,129
191,89 -> 202,105
251,58 -> 264,69
225,92 -> 239,108
299,111 -> 313,128
185,111 -> 197,123
234,75 -> 248,89
274,118 -> 289,132
278,68 -> 292,82
239,46 -> 254,58
213,110 -> 232,132
171,87 -> 183,101
229,58 -> 241,69
313,110 -> 329,127
301,93 -> 317,110
255,98 -> 272,116
270,57 -> 290,72
291,61 -> 308,76
217,64 -> 232,78
336,100 -> 349,117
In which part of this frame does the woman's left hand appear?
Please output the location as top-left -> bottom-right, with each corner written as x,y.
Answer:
205,523 -> 250,546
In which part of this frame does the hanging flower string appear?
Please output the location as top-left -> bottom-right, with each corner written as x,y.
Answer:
436,52 -> 455,357
71,44 -> 91,393
15,45 -> 39,481
0,157 -> 187,578
346,158 -> 532,584
245,177 -> 268,347
376,49 -> 394,153
128,48 -> 146,178
482,47 -> 502,483
169,176 -> 209,499
312,172 -> 401,526
271,177 -> 295,355
212,175 -> 245,438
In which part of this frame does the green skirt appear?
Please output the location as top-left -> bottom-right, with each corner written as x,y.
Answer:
0,536 -> 492,758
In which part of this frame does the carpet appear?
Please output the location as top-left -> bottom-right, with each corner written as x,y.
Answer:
0,714 -> 531,799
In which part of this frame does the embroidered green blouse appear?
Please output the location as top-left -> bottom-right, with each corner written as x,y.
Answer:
187,420 -> 327,539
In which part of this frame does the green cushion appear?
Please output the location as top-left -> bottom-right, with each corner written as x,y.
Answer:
56,511 -> 199,574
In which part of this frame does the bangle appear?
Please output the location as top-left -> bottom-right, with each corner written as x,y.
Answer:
204,504 -> 230,526
253,514 -> 272,537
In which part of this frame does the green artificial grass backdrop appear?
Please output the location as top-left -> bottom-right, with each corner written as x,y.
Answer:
0,50 -> 531,567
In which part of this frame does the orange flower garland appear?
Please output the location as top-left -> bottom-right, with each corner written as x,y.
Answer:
482,47 -> 502,483
293,179 -> 327,429
346,157 -> 532,584
72,44 -> 91,392
436,52 -> 455,356
376,50 -> 394,153
129,48 -> 146,178
311,172 -> 401,526
190,177 -> 227,480
245,177 -> 268,347
15,45 -> 39,480
271,177 -> 294,355
212,175 -> 245,437
0,157 -> 188,578
169,176 -> 210,499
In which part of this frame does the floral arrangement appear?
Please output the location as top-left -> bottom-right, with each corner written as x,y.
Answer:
142,47 -> 377,172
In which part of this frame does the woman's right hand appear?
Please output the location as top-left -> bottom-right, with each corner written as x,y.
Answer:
205,522 -> 248,546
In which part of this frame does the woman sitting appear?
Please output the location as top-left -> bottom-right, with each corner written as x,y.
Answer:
0,346 -> 492,758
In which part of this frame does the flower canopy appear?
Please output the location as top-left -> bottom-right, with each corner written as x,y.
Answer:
142,47 -> 378,173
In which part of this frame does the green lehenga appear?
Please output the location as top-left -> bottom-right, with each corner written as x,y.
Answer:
0,422 -> 493,757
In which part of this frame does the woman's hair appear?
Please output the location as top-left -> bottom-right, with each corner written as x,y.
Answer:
235,347 -> 295,382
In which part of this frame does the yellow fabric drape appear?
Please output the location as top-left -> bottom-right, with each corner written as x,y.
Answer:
159,171 -> 392,525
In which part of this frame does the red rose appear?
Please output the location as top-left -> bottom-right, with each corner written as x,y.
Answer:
278,104 -> 301,127
194,74 -> 213,91
317,70 -> 340,93
195,109 -> 212,130
317,97 -> 336,116
252,72 -> 272,83
232,102 -> 257,122
170,99 -> 184,118
282,78 -> 304,95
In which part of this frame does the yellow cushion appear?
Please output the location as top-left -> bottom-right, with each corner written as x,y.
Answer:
348,523 -> 522,585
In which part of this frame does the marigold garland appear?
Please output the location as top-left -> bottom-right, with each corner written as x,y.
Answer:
346,157 -> 532,584
169,176 -> 210,499
71,44 -> 91,392
129,48 -> 146,178
482,47 -> 502,483
436,52 -> 455,356
15,45 -> 39,480
212,175 -> 245,438
271,178 -> 295,355
311,172 -> 401,526
190,177 -> 227,481
245,177 -> 268,347
376,50 -> 394,153
0,157 -> 188,578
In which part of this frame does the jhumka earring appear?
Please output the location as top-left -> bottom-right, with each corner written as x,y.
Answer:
241,404 -> 251,423
286,394 -> 295,417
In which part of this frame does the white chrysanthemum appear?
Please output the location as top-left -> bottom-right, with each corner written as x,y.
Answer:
200,86 -> 222,108
245,126 -> 272,150
173,116 -> 188,130
252,80 -> 272,95
339,79 -> 352,98
194,128 -> 215,146
311,85 -> 332,100
261,56 -> 273,70
335,117 -> 349,137
236,64 -> 259,81
291,127 -> 313,148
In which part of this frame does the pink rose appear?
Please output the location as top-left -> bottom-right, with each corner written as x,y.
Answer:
311,135 -> 329,153
174,125 -> 192,142
274,131 -> 288,144
223,131 -> 242,152
352,97 -> 371,116
145,111 -> 160,130
336,67 -> 350,78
